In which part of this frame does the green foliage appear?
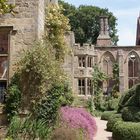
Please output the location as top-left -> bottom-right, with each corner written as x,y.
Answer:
107,114 -> 122,132
6,4 -> 73,140
122,106 -> 140,122
112,121 -> 140,140
7,116 -> 21,139
7,116 -> 52,140
101,111 -> 117,120
86,97 -> 95,115
15,4 -> 71,111
33,82 -> 73,127
93,94 -> 107,111
94,95 -> 119,111
45,4 -> 70,60
107,97 -> 119,111
72,97 -> 88,108
5,73 -> 21,121
17,42 -> 66,110
0,0 -> 15,14
93,65 -> 108,96
118,84 -> 140,113
112,62 -> 119,94
59,0 -> 118,45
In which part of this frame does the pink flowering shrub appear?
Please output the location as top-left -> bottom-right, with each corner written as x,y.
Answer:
60,106 -> 97,140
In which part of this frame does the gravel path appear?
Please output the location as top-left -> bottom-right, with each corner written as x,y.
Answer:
94,117 -> 112,140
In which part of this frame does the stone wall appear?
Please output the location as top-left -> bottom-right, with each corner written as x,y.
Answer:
0,0 -> 47,78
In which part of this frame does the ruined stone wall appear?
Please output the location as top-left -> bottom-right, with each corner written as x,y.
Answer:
95,46 -> 140,92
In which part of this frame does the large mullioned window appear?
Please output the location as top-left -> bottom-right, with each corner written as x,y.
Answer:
0,29 -> 9,103
78,78 -> 92,95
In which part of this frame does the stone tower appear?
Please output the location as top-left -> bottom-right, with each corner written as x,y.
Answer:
96,16 -> 112,46
136,15 -> 140,45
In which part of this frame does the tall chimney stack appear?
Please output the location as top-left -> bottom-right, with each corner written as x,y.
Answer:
97,16 -> 112,46
136,14 -> 140,46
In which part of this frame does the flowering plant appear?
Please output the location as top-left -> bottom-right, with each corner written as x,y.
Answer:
60,106 -> 97,140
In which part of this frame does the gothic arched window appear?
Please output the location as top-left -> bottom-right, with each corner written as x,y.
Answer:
102,52 -> 115,94
128,52 -> 140,88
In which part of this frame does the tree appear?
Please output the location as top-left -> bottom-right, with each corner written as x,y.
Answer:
59,0 -> 118,45
0,0 -> 14,14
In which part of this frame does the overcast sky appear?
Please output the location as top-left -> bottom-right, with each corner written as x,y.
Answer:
64,0 -> 140,46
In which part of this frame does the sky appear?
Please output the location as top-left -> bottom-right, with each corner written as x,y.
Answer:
64,0 -> 140,46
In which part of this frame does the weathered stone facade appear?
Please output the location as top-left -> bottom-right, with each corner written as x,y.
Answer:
64,16 -> 140,96
0,0 -> 54,102
0,0 -> 140,99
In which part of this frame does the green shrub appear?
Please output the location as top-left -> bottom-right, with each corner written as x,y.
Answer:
101,111 -> 117,120
93,94 -> 110,111
122,106 -> 140,122
7,116 -> 52,140
107,114 -> 122,132
86,97 -> 95,114
33,82 -> 73,127
107,98 -> 119,111
72,97 -> 88,108
118,84 -> 140,112
113,121 -> 140,140
5,73 -> 21,121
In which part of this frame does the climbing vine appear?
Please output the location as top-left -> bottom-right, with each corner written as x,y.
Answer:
112,62 -> 119,95
45,4 -> 70,61
92,65 -> 108,95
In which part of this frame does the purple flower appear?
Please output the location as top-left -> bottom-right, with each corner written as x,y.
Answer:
60,106 -> 97,140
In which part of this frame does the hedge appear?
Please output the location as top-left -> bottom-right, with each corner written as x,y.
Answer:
113,121 -> 140,140
101,111 -> 117,120
122,106 -> 140,122
118,84 -> 140,112
107,114 -> 122,132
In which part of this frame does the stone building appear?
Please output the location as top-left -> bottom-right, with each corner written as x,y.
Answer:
0,0 -> 57,102
0,0 -> 140,102
64,15 -> 140,96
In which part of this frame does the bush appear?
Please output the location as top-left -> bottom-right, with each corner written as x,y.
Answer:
72,97 -> 88,108
94,94 -> 109,111
101,111 -> 117,120
33,82 -> 73,127
107,114 -> 122,132
118,84 -> 140,112
107,98 -> 119,111
5,73 -> 21,121
122,106 -> 140,122
93,95 -> 119,112
60,106 -> 97,140
7,116 -> 52,140
113,121 -> 140,140
86,97 -> 95,114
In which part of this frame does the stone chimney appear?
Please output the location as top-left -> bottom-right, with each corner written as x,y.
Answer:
97,16 -> 112,46
136,14 -> 140,45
